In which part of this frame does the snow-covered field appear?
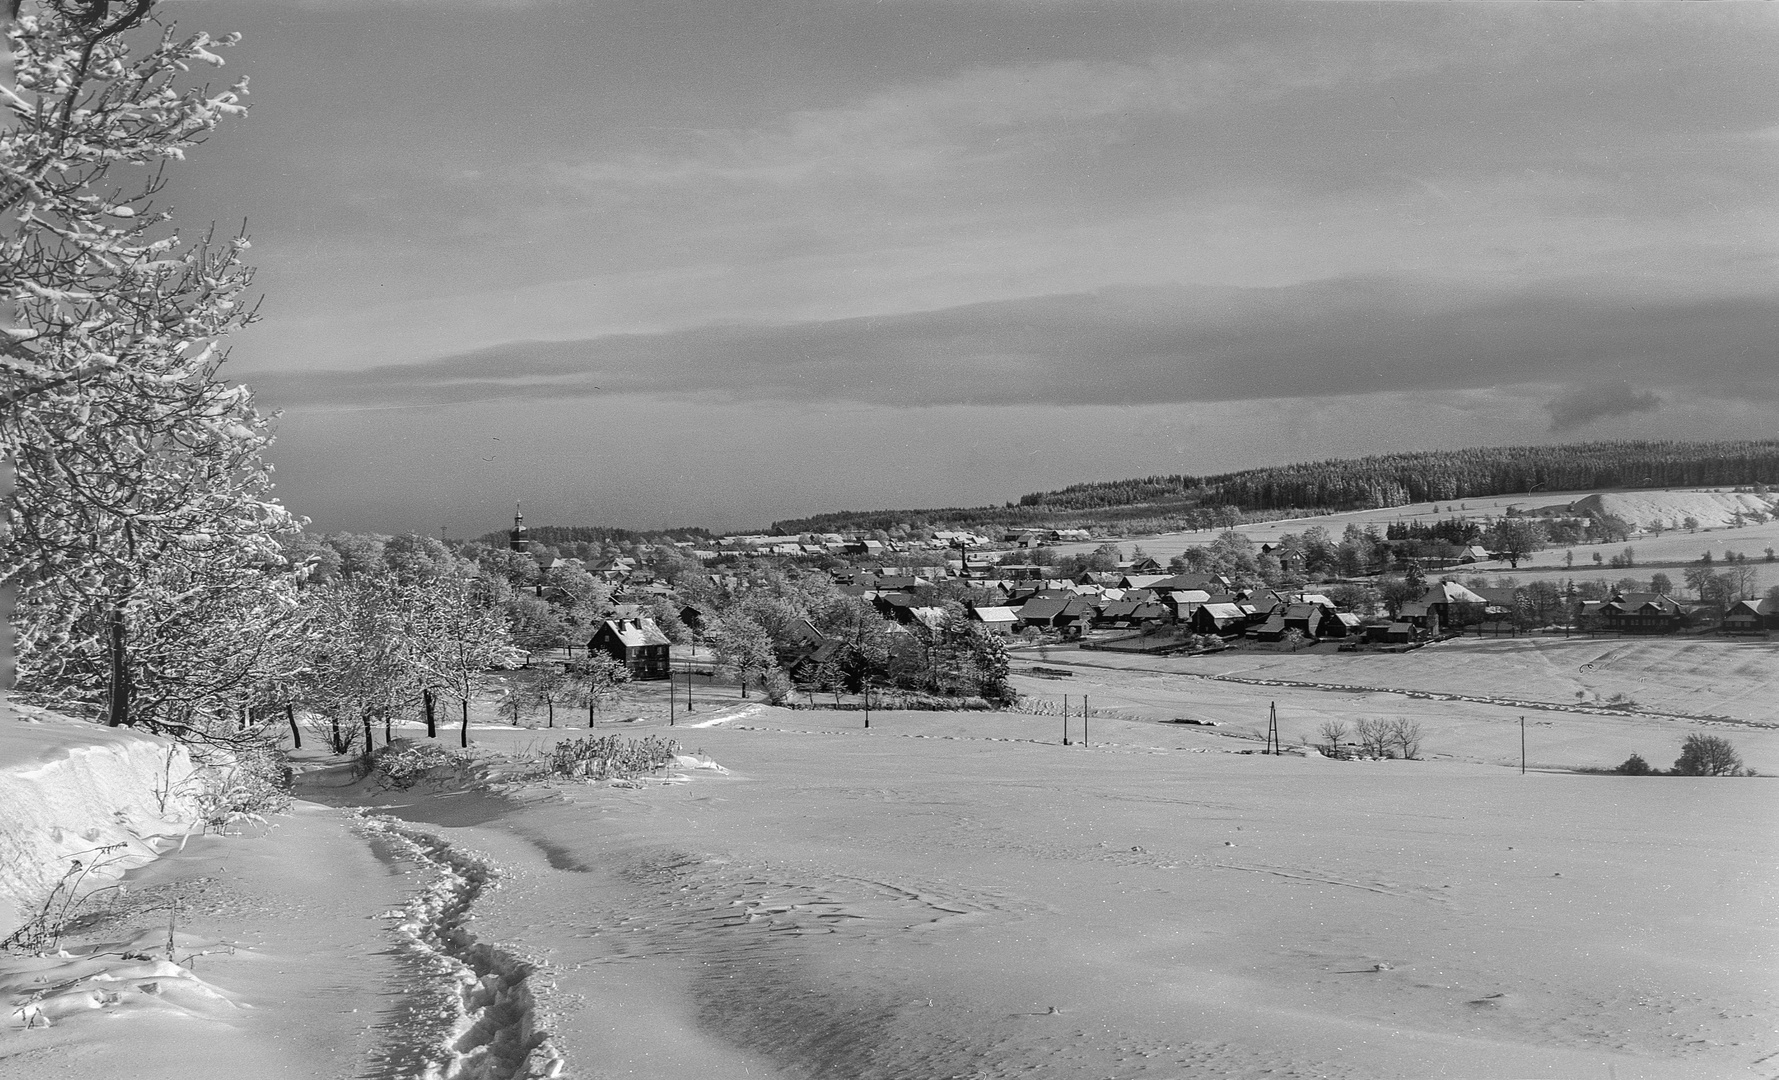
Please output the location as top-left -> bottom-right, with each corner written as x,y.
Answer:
1060,488 -> 1779,583
3,685 -> 1775,1079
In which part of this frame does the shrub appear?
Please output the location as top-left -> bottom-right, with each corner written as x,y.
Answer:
374,741 -> 471,790
763,668 -> 795,705
1672,733 -> 1744,776
544,734 -> 685,781
1317,719 -> 1349,758
1613,753 -> 1656,775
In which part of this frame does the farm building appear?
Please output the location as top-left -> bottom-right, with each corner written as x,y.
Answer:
968,606 -> 1022,634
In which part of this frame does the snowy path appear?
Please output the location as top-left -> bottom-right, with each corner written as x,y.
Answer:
0,802 -> 417,1079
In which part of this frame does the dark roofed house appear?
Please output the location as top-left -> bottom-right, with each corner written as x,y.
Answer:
589,618 -> 672,679
1722,599 -> 1768,634
1017,595 -> 1095,636
1598,592 -> 1684,635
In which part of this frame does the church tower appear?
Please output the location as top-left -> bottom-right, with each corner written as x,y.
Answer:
508,502 -> 531,553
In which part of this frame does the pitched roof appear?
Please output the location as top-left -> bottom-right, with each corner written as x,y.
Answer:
1199,603 -> 1247,620
595,617 -> 672,648
970,606 -> 1021,623
1421,581 -> 1488,605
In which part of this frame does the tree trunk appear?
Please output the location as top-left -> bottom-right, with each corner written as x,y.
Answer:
363,715 -> 375,761
460,696 -> 469,749
423,688 -> 436,739
546,696 -> 554,727
286,703 -> 301,750
106,604 -> 131,726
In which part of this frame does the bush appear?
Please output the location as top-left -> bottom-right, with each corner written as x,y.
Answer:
1613,753 -> 1656,775
191,741 -> 293,832
1672,733 -> 1744,776
544,734 -> 685,781
763,668 -> 794,705
374,741 -> 472,790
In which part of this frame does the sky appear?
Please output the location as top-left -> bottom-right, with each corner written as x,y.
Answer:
153,0 -> 1779,537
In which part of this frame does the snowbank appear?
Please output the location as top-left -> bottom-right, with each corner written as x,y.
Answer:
0,707 -> 200,941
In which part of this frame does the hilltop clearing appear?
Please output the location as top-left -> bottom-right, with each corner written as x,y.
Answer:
1542,490 -> 1776,532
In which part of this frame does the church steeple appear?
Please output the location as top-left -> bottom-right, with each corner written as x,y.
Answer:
509,501 -> 531,552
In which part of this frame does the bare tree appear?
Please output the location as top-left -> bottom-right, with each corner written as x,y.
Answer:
1316,719 -> 1349,758
1388,718 -> 1424,761
1354,717 -> 1393,758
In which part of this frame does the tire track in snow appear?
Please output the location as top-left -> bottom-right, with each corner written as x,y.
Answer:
357,814 -> 566,1080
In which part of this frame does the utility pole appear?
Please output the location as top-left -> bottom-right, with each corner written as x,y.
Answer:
1083,694 -> 1089,748
1063,694 -> 1070,745
1266,701 -> 1280,754
1520,716 -> 1526,774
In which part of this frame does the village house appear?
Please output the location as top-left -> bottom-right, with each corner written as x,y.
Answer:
1596,592 -> 1685,635
1721,598 -> 1770,634
588,617 -> 673,679
1015,595 -> 1095,636
967,606 -> 1022,634
1189,602 -> 1249,637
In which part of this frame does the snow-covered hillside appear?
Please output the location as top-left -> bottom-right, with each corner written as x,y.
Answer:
1544,490 -> 1778,531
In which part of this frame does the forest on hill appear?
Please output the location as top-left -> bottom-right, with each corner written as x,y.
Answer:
771,440 -> 1779,536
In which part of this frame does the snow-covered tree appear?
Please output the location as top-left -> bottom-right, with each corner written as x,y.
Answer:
2,1 -> 295,731
410,574 -> 522,748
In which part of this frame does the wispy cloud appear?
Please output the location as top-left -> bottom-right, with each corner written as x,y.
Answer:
543,33 -> 1519,194
251,276 -> 1779,413
1545,382 -> 1663,432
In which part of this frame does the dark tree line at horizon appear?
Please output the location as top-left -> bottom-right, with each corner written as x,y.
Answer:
472,524 -> 716,549
769,440 -> 1779,536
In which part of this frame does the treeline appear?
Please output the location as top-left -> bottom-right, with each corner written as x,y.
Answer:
473,524 -> 714,548
772,440 -> 1779,535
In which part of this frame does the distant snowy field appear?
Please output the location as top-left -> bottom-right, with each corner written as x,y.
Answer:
1058,487 -> 1779,586
4,696 -> 1774,1079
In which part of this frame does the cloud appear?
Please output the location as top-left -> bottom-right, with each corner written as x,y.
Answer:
1544,382 -> 1663,432
250,276 -> 1779,414
542,32 -> 1523,194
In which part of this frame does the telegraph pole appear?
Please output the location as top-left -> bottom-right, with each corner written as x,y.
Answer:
1063,694 -> 1070,745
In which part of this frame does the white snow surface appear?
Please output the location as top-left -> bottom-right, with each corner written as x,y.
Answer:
3,699 -> 1776,1079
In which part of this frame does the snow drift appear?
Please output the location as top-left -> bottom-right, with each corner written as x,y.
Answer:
0,707 -> 200,941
